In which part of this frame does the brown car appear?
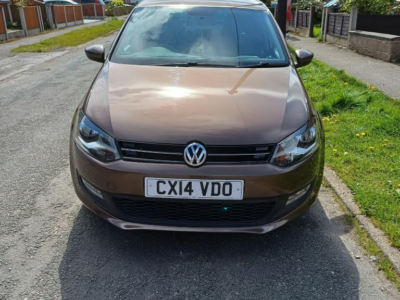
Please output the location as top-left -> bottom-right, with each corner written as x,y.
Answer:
69,0 -> 325,233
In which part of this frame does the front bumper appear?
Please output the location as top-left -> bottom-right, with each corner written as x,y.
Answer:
70,140 -> 324,233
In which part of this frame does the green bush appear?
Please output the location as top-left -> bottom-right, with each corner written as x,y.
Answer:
341,0 -> 399,14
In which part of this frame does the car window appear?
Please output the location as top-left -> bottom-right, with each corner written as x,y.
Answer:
111,6 -> 289,67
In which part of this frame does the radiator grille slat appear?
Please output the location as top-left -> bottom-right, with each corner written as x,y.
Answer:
118,141 -> 275,165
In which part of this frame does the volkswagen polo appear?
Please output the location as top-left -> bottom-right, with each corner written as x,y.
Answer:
69,0 -> 325,233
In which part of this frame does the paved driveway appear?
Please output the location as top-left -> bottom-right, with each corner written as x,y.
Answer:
0,34 -> 398,300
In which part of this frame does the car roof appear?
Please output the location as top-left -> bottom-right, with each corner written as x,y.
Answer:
138,0 -> 267,9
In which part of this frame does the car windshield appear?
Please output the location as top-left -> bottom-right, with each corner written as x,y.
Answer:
111,6 -> 289,67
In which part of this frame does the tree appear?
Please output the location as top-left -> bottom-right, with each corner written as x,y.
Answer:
341,0 -> 399,15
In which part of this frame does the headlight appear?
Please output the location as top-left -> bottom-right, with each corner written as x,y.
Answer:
271,122 -> 319,167
75,112 -> 121,162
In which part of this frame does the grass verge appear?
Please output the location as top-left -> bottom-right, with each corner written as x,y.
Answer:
11,18 -> 124,53
313,25 -> 323,42
297,59 -> 400,249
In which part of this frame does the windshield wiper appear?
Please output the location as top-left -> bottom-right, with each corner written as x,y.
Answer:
154,61 -> 236,67
238,62 -> 289,68
238,62 -> 271,68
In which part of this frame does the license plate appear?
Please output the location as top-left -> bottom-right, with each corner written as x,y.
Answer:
145,178 -> 244,200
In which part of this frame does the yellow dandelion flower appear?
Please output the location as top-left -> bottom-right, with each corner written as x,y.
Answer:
332,114 -> 337,118
384,139 -> 388,142
361,132 -> 366,136
398,184 -> 400,188
356,133 -> 360,137
369,147 -> 374,150
371,86 -> 375,90
382,144 -> 387,147
333,149 -> 338,153
344,82 -> 348,85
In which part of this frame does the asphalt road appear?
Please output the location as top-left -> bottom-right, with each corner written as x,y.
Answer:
0,34 -> 399,300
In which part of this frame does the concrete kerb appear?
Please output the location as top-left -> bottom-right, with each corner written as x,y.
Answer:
323,166 -> 400,275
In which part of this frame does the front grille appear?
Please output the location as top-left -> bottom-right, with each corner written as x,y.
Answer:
113,197 -> 276,227
118,141 -> 275,165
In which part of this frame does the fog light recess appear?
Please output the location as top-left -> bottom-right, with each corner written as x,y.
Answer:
81,177 -> 103,199
286,184 -> 311,205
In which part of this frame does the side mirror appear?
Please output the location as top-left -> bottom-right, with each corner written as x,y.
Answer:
85,45 -> 105,63
295,49 -> 314,68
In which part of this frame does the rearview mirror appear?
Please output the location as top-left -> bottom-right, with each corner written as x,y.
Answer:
295,49 -> 314,68
85,45 -> 105,63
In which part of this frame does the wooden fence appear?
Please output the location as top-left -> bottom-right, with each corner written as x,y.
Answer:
0,2 -> 9,21
10,4 -> 20,22
297,10 -> 310,28
81,4 -> 104,19
49,5 -> 84,29
357,14 -> 400,36
289,10 -> 310,28
287,8 -> 315,37
0,6 -> 7,41
19,6 -> 44,35
327,13 -> 350,37
0,4 -> 22,23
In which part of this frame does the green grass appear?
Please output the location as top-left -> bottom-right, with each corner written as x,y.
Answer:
298,59 -> 400,248
313,25 -> 323,42
11,18 -> 124,53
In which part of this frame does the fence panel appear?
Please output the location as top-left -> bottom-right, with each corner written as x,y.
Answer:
0,7 -> 6,35
82,4 -> 94,16
53,5 -> 66,24
38,4 -> 47,21
0,3 -> 10,21
327,13 -> 350,37
297,10 -> 310,28
23,6 -> 40,30
10,5 -> 20,22
74,5 -> 83,21
357,15 -> 400,36
95,4 -> 103,17
65,5 -> 74,23
81,4 -> 104,18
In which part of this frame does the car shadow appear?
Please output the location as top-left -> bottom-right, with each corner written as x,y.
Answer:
287,35 -> 301,42
58,200 -> 359,300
